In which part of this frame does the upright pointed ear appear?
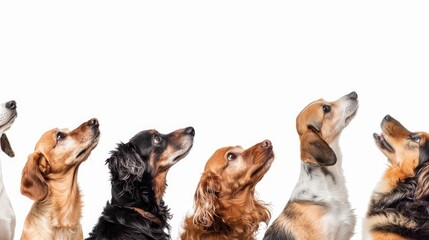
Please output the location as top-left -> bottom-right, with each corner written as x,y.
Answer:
300,128 -> 337,166
1,133 -> 15,157
21,152 -> 50,201
192,172 -> 221,228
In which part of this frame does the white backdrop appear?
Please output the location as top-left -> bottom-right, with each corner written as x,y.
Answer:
1,1 -> 428,240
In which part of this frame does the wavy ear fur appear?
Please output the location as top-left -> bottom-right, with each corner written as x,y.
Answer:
21,152 -> 49,201
192,172 -> 221,228
415,165 -> 429,200
300,127 -> 336,166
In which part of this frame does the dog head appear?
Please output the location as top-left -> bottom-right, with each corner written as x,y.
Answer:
107,126 -> 195,202
21,118 -> 100,201
192,140 -> 274,228
296,91 -> 358,166
374,115 -> 429,197
0,100 -> 17,158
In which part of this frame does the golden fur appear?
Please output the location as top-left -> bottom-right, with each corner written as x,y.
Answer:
20,119 -> 100,240
180,140 -> 274,240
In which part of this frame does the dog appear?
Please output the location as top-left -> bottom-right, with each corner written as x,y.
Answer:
20,118 -> 100,240
363,115 -> 429,240
0,100 -> 17,240
180,139 -> 275,240
86,126 -> 195,240
263,91 -> 358,240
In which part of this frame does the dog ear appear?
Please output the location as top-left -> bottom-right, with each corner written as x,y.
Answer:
415,166 -> 429,200
21,152 -> 50,201
300,128 -> 336,166
1,133 -> 15,157
192,172 -> 221,228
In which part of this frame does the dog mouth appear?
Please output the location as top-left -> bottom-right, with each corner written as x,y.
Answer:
173,143 -> 193,162
345,108 -> 358,125
76,131 -> 100,159
250,151 -> 274,178
373,133 -> 395,153
0,112 -> 17,130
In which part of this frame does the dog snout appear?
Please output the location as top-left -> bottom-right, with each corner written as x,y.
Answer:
347,91 -> 358,100
261,140 -> 272,149
87,118 -> 99,128
384,115 -> 392,121
5,100 -> 16,110
184,126 -> 195,136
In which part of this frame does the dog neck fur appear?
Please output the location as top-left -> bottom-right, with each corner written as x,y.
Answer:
22,166 -> 83,240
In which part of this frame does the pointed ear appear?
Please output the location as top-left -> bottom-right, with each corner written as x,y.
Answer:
415,166 -> 429,200
1,133 -> 15,158
192,172 -> 221,228
300,128 -> 336,166
21,152 -> 50,201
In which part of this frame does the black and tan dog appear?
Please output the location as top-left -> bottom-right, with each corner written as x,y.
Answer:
87,127 -> 195,240
363,115 -> 429,240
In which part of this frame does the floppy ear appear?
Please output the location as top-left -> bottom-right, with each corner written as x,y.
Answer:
300,128 -> 336,166
415,165 -> 429,200
21,152 -> 50,201
1,133 -> 15,157
192,172 -> 221,228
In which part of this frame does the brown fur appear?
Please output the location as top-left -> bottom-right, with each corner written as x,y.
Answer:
180,140 -> 274,240
272,201 -> 326,239
20,119 -> 100,240
371,232 -> 409,240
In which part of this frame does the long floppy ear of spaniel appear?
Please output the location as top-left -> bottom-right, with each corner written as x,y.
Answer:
192,172 -> 221,228
21,152 -> 50,201
416,143 -> 429,200
415,163 -> 429,200
300,127 -> 337,166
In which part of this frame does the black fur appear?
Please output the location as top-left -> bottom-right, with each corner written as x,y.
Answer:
87,128 -> 194,240
263,225 -> 296,240
366,141 -> 429,239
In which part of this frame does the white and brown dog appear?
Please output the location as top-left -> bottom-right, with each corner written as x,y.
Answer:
0,100 -> 18,240
263,92 -> 358,240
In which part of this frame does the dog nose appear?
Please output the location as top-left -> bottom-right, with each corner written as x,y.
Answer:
5,100 -> 16,110
261,140 -> 272,148
184,127 -> 195,136
348,91 -> 358,100
384,115 -> 392,121
88,118 -> 99,128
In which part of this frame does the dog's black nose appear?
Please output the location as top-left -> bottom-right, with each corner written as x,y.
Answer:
5,100 -> 16,110
88,118 -> 99,128
261,140 -> 272,148
384,115 -> 392,121
348,91 -> 358,100
184,127 -> 195,136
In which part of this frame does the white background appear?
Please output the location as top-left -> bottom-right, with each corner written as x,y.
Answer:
1,1 -> 429,240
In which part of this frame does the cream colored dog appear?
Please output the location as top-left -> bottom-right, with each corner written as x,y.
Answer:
0,100 -> 17,240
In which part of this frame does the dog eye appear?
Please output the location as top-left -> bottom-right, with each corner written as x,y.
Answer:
56,132 -> 66,141
153,135 -> 162,145
411,135 -> 421,143
322,105 -> 331,113
227,152 -> 237,161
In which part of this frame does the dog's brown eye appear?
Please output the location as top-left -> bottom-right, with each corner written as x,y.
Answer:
56,132 -> 66,141
322,105 -> 331,113
153,135 -> 162,145
411,135 -> 421,143
227,152 -> 236,161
